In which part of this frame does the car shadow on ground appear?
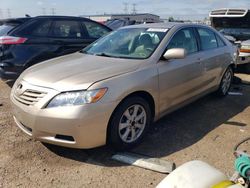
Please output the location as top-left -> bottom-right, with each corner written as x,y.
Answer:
44,80 -> 250,167
133,85 -> 249,158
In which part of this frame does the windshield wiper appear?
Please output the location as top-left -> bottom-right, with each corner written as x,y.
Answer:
94,52 -> 114,57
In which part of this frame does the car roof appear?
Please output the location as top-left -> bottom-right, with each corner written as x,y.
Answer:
34,15 -> 92,21
121,22 -> 207,30
1,16 -> 96,23
0,17 -> 32,25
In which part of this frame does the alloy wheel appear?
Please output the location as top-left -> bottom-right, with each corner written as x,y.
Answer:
221,69 -> 232,95
118,104 -> 147,143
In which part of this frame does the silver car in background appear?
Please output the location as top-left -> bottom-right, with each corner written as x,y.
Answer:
11,23 -> 237,150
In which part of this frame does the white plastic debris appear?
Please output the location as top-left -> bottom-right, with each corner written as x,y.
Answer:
228,92 -> 243,96
112,152 -> 174,174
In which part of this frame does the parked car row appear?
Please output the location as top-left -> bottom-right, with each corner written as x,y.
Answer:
10,22 -> 237,150
0,16 -> 111,79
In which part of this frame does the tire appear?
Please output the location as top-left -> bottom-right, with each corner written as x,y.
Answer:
108,96 -> 152,151
244,63 -> 250,74
217,67 -> 233,96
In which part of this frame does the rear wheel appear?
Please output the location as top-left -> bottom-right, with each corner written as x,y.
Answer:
108,97 -> 152,151
217,67 -> 233,96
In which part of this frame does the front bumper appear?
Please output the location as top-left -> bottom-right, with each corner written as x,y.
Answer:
11,81 -> 118,149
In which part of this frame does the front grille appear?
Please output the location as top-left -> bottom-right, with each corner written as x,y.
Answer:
14,89 -> 47,106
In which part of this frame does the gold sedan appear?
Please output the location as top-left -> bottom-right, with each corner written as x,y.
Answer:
11,23 -> 237,150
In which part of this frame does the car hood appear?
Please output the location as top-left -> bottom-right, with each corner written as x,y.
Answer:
21,52 -> 143,92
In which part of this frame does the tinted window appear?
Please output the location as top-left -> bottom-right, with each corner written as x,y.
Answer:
197,28 -> 218,50
31,21 -> 52,37
106,20 -> 125,30
216,34 -> 226,47
17,20 -> 52,37
84,21 -> 110,39
0,24 -> 15,36
51,20 -> 82,38
168,28 -> 198,54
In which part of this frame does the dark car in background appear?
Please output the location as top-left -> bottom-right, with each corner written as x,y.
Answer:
105,18 -> 137,30
0,16 -> 112,79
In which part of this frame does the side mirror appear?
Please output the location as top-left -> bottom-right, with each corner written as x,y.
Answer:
163,48 -> 187,60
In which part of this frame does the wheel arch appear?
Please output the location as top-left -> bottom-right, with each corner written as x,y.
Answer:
106,90 -> 156,143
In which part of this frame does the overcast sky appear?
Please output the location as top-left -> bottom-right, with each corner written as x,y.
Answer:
0,0 -> 250,20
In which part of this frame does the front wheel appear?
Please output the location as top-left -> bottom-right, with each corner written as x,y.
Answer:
108,97 -> 152,151
217,67 -> 233,96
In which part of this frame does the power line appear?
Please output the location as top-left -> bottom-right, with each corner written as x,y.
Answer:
0,9 -> 3,19
123,2 -> 129,14
42,8 -> 46,15
132,3 -> 137,14
51,8 -> 56,15
7,8 -> 11,18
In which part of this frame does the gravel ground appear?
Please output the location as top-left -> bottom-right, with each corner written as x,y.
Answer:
0,74 -> 250,188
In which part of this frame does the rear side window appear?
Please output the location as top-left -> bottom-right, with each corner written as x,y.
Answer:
168,28 -> 198,54
0,24 -> 16,36
51,20 -> 82,38
197,28 -> 218,50
83,21 -> 110,39
31,21 -> 52,37
17,20 -> 52,37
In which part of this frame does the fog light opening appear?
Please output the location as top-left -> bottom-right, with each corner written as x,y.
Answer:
55,134 -> 75,142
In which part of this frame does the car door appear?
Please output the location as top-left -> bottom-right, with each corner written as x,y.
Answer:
157,27 -> 204,113
49,19 -> 87,56
195,27 -> 226,90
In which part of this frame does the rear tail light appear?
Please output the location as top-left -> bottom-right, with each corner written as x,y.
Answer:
0,36 -> 27,45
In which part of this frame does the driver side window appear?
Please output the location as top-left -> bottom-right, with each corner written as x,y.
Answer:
168,28 -> 198,54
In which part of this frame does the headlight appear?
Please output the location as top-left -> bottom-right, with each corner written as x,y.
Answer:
46,88 -> 107,108
241,45 -> 250,50
240,45 -> 250,53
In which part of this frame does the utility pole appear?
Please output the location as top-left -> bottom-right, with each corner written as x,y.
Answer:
42,8 -> 46,15
0,9 -> 3,19
132,3 -> 137,14
7,8 -> 11,18
51,8 -> 56,15
123,2 -> 128,14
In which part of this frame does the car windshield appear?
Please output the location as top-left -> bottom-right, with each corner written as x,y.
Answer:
83,27 -> 168,59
